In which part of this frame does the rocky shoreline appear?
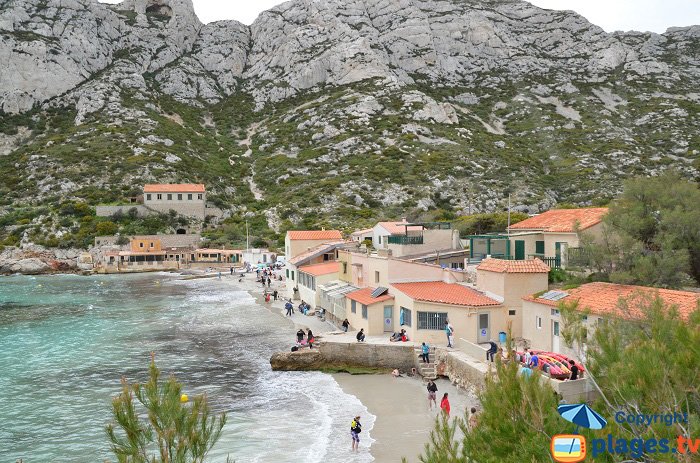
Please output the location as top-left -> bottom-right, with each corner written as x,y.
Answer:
0,245 -> 91,275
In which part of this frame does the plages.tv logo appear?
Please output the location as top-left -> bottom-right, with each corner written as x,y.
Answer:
551,404 -> 607,463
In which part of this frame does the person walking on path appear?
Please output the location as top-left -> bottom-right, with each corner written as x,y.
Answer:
486,340 -> 497,362
230,267 -> 233,275
297,329 -> 305,343
350,416 -> 362,452
273,289 -> 278,301
421,342 -> 430,363
285,300 -> 293,316
307,329 -> 314,348
468,407 -> 478,430
444,321 -> 454,348
427,380 -> 438,410
341,319 -> 349,332
440,393 -> 451,416
356,328 -> 365,342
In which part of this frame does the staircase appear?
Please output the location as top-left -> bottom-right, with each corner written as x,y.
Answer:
414,346 -> 437,380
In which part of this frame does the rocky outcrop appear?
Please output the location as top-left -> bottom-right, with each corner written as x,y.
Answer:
0,246 -> 82,274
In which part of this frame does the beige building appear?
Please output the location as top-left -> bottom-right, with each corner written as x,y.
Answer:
284,230 -> 348,299
468,208 -> 608,268
285,230 -> 343,260
345,287 -> 395,335
475,258 -> 550,338
369,220 -> 461,258
296,262 -> 341,309
521,282 -> 700,358
143,184 -> 207,220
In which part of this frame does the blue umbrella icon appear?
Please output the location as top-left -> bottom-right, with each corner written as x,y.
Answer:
557,404 -> 607,455
557,403 -> 607,431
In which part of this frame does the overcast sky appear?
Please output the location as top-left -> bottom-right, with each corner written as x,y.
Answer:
100,0 -> 700,33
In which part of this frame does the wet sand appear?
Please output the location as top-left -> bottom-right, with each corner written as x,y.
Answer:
333,373 -> 477,462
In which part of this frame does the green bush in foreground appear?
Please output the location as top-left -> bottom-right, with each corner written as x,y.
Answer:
105,356 -> 228,463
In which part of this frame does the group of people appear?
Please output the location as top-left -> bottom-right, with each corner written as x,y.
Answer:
295,328 -> 315,349
263,289 -> 278,303
389,329 -> 408,342
425,380 -> 452,415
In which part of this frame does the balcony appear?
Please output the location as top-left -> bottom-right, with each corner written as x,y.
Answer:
387,235 -> 424,245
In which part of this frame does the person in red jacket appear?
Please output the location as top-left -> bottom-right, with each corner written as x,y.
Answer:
440,392 -> 450,416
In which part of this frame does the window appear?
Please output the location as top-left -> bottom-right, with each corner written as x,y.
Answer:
553,321 -> 560,336
323,254 -> 330,261
149,242 -> 154,248
374,271 -> 380,284
536,316 -> 542,329
362,305 -> 368,319
157,193 -> 162,200
378,236 -> 382,244
291,271 -> 295,281
551,309 -> 560,316
400,307 -> 412,327
188,193 -> 192,200
139,242 -> 144,248
336,250 -> 339,258
417,312 -> 448,330
197,194 -> 203,200
146,194 -> 152,200
167,194 -> 172,200
342,262 -> 347,274
286,269 -> 289,278
351,300 -> 356,313
508,309 -> 516,316
177,194 -> 182,200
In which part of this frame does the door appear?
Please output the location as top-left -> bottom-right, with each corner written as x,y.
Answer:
478,313 -> 490,343
552,320 -> 560,352
384,306 -> 393,332
514,240 -> 525,260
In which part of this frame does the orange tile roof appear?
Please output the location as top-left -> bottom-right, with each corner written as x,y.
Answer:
144,184 -> 205,193
524,282 -> 700,320
346,287 -> 395,305
287,230 -> 343,241
377,220 -> 423,235
351,228 -> 374,236
288,240 -> 348,265
298,261 -> 340,277
391,282 -> 501,307
508,208 -> 608,232
477,258 -> 550,273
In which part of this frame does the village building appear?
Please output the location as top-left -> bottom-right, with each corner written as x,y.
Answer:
475,258 -> 551,339
521,282 -> 700,358
296,262 -> 341,309
368,220 -> 461,258
283,229 -> 346,299
242,248 -> 276,267
350,228 -> 373,243
193,249 -> 241,264
467,207 -> 608,268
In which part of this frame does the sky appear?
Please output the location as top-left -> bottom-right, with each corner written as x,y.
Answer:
100,0 -> 700,33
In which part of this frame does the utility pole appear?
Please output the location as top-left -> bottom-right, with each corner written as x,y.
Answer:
507,194 -> 511,237
246,219 -> 249,253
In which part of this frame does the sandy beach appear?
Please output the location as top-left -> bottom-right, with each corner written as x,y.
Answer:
334,374 -> 475,462
216,269 -> 478,462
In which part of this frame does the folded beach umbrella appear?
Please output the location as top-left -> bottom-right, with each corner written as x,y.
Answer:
557,404 -> 607,430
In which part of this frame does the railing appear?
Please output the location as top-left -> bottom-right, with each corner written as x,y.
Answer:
542,256 -> 561,269
387,235 -> 424,245
567,247 -> 590,267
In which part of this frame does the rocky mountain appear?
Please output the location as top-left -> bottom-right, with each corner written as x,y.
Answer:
0,0 -> 699,246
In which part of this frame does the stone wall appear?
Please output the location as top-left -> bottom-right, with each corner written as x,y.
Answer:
95,205 -> 150,218
270,338 -> 416,372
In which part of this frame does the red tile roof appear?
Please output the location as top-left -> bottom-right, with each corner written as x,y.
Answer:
298,261 -> 340,277
391,282 -> 501,307
287,230 -> 343,241
288,240 -> 348,265
346,287 -> 395,305
144,184 -> 205,193
377,220 -> 423,235
524,282 -> 700,320
508,208 -> 608,232
477,258 -> 550,274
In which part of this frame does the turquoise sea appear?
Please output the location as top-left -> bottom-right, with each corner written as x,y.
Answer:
0,273 -> 374,462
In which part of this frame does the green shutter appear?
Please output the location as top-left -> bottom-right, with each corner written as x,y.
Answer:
535,241 -> 545,255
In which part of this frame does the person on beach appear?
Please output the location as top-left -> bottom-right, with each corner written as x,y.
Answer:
341,319 -> 349,332
421,342 -> 430,363
297,329 -> 305,343
486,340 -> 497,362
273,289 -> 278,301
218,272 -> 221,279
529,352 -> 539,369
356,328 -> 365,342
468,407 -> 479,430
523,348 -> 531,366
427,380 -> 438,410
307,329 -> 314,348
350,416 -> 362,452
285,301 -> 293,316
230,267 -> 233,275
440,393 -> 451,416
